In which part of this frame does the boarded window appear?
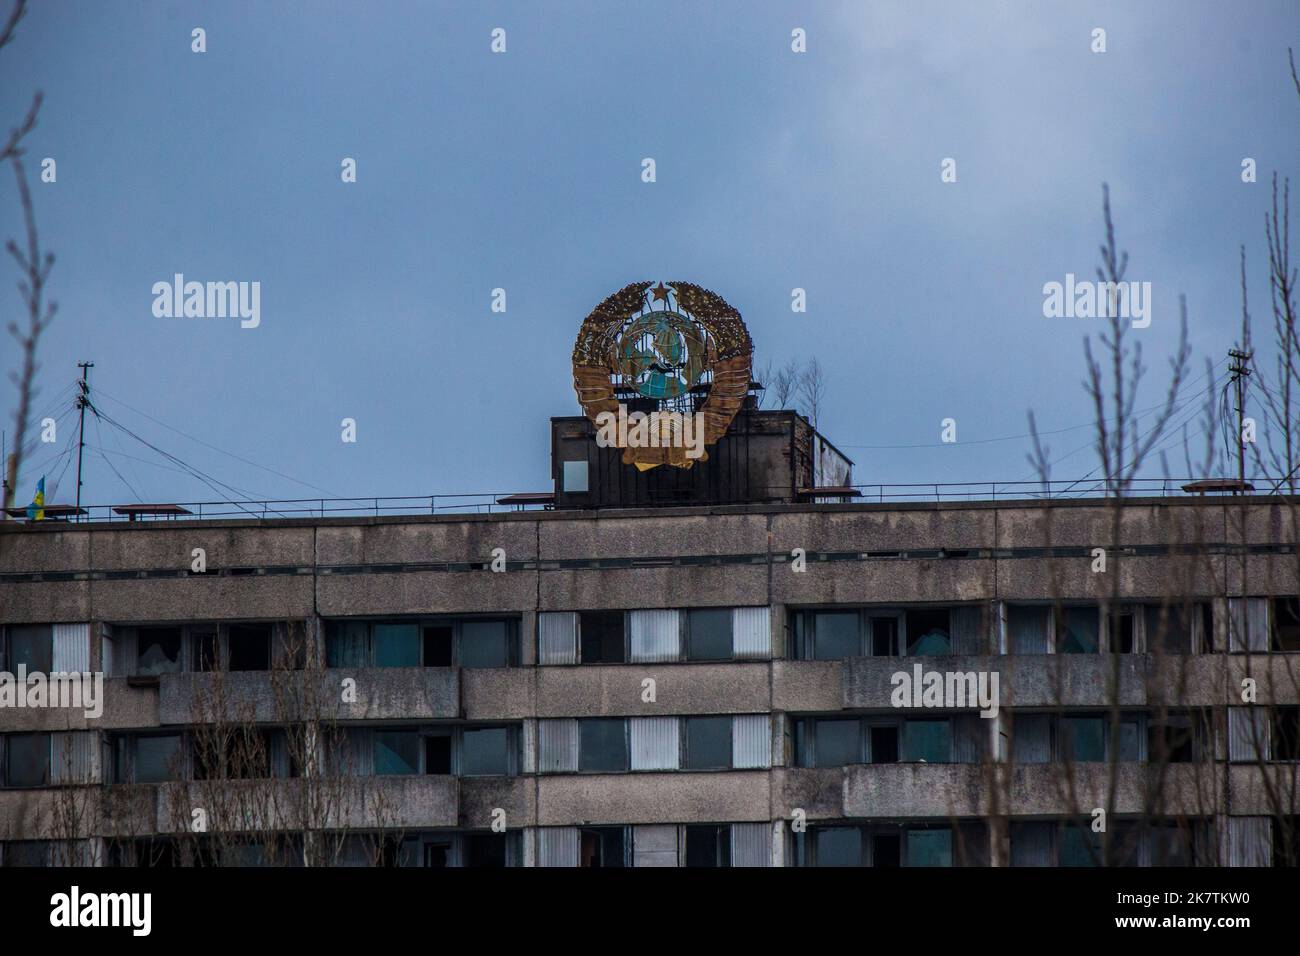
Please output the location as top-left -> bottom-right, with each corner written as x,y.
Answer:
731,607 -> 770,659
538,719 -> 578,773
732,714 -> 772,769
629,610 -> 680,662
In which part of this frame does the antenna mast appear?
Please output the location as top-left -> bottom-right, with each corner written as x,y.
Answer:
75,361 -> 94,519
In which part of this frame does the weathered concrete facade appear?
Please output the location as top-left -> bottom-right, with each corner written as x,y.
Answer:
2,495 -> 1298,866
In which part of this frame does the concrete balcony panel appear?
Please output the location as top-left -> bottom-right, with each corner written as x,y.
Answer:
159,668 -> 460,724
772,559 -> 994,606
843,763 -> 988,818
1001,762 -> 1211,817
1227,763 -> 1300,815
533,663 -> 770,717
772,661 -> 843,713
1,581 -> 91,624
540,513 -> 770,562
459,776 -> 535,829
315,520 -> 538,567
770,508 -> 995,555
0,676 -> 158,732
314,570 -> 536,616
538,565 -> 768,611
537,770 -> 770,826
774,767 -> 844,819
91,575 -> 314,622
461,668 -> 535,720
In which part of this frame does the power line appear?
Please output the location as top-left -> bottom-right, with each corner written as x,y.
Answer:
90,385 -> 342,498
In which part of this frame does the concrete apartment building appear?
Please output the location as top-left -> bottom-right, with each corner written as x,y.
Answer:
1,408 -> 1299,868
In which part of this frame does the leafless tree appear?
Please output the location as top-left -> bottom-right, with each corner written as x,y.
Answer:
1,0 -> 54,515
797,356 -> 827,430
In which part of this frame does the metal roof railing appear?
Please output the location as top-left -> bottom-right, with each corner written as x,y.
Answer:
4,477 -> 1294,524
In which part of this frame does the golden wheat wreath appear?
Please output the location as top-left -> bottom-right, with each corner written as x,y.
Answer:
572,281 -> 754,470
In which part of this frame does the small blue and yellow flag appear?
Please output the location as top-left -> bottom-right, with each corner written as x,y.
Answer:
26,475 -> 45,521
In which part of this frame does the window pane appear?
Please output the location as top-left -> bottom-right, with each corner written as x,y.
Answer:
815,720 -> 862,768
904,720 -> 950,762
374,731 -> 420,775
137,627 -> 182,676
228,624 -> 272,671
8,625 -> 52,672
814,612 -> 860,660
373,624 -> 420,667
423,626 -> 453,667
579,719 -> 627,772
2,841 -> 50,866
459,621 -> 509,668
905,829 -> 952,867
684,825 -> 729,867
1117,720 -> 1142,761
136,735 -> 182,783
461,727 -> 510,776
1059,826 -> 1101,866
906,609 -> 951,656
580,612 -> 625,664
687,609 -> 732,661
815,827 -> 861,866
464,834 -> 507,867
6,733 -> 50,787
325,621 -> 368,667
1059,607 -> 1099,653
685,717 -> 732,769
1062,717 -> 1105,761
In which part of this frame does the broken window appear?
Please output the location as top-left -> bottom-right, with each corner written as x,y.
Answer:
813,611 -> 860,660
227,624 -> 272,671
686,608 -> 732,661
904,828 -> 952,867
1274,599 -> 1300,652
1273,707 -> 1300,761
136,626 -> 182,675
4,733 -> 49,787
684,716 -> 732,769
871,616 -> 900,656
872,832 -> 902,867
463,833 -> 508,868
906,609 -> 951,655
373,623 -> 420,667
1060,716 -> 1105,762
684,825 -> 731,867
903,719 -> 950,763
423,625 -> 453,667
579,827 -> 627,867
1111,609 -> 1136,653
579,719 -> 628,772
374,730 -> 421,775
192,626 -> 220,671
424,733 -> 452,774
5,624 -> 52,672
870,724 -> 900,764
1143,603 -> 1195,654
460,726 -> 511,776
423,841 -> 452,867
580,611 -> 625,663
1149,713 -> 1201,763
1058,606 -> 1100,653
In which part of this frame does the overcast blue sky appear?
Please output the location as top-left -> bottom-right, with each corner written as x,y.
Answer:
1,0 -> 1297,508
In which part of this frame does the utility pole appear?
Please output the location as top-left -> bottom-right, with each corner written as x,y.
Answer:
75,361 -> 94,519
1228,348 -> 1252,490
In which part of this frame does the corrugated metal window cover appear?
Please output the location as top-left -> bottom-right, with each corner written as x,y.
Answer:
538,827 -> 579,867
1228,817 -> 1271,866
630,717 -> 680,770
52,623 -> 91,673
730,823 -> 770,867
538,612 -> 578,665
732,714 -> 771,768
732,607 -> 770,658
629,609 -> 681,662
1227,707 -> 1269,762
538,719 -> 579,773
